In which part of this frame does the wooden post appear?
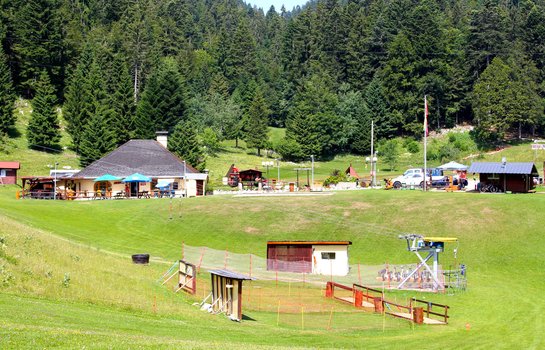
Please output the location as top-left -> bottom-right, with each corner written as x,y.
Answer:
249,254 -> 252,278
373,297 -> 383,313
277,300 -> 280,326
354,290 -> 363,308
358,263 -> 362,285
386,262 -> 390,289
327,307 -> 334,330
413,307 -> 424,324
301,306 -> 304,330
325,281 -> 333,298
196,247 -> 206,273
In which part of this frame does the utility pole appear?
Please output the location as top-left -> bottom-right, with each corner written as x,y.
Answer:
183,160 -> 187,198
370,120 -> 374,187
53,162 -> 58,200
310,155 -> 314,191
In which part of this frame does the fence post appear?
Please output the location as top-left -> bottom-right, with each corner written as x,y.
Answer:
358,263 -> 362,285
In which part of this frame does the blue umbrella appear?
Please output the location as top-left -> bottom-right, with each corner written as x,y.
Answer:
122,173 -> 152,183
94,174 -> 122,182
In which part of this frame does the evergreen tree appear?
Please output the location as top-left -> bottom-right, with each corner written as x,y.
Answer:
134,57 -> 186,138
78,110 -> 116,167
472,57 -> 512,142
245,89 -> 270,156
0,47 -> 15,134
335,83 -> 364,153
168,120 -> 206,171
285,72 -> 341,158
364,76 -> 393,140
12,0 -> 65,96
110,56 -> 136,144
64,44 -> 94,152
27,71 -> 60,150
380,32 -> 418,135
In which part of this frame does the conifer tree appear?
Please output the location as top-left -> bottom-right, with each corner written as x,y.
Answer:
135,58 -> 186,138
0,47 -> 15,134
12,0 -> 65,96
78,110 -> 116,167
64,45 -> 94,152
364,76 -> 393,140
27,71 -> 60,150
245,89 -> 270,156
110,56 -> 136,144
168,121 -> 205,171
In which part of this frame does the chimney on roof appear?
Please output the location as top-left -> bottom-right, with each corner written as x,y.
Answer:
501,157 -> 507,168
156,131 -> 168,149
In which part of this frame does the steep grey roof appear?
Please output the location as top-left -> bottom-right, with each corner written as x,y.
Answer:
468,162 -> 538,175
75,140 -> 199,178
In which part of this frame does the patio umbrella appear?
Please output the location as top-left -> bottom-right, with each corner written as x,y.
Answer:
122,173 -> 152,183
94,174 -> 122,182
437,161 -> 468,171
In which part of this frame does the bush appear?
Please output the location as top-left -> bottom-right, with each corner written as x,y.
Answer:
405,139 -> 420,154
275,138 -> 304,161
323,169 -> 348,186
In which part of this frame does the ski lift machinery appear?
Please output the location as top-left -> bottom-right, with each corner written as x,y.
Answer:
397,234 -> 458,291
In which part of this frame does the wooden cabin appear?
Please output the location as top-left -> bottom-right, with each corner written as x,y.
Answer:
0,162 -> 20,185
468,162 -> 539,193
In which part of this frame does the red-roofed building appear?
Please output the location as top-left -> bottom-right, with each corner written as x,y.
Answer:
0,162 -> 20,185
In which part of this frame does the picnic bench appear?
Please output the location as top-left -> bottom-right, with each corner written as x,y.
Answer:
138,190 -> 150,199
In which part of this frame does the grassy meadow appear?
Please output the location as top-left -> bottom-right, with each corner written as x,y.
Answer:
1,186 -> 544,348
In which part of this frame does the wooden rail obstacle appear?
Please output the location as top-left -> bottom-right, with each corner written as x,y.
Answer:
325,281 -> 449,325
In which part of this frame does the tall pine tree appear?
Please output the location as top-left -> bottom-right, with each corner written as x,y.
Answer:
12,0 -> 65,96
168,120 -> 205,171
0,47 -> 15,134
27,71 -> 60,150
64,44 -> 94,152
135,57 -> 186,138
245,89 -> 270,156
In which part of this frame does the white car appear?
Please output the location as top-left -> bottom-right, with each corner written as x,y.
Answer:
391,168 -> 446,189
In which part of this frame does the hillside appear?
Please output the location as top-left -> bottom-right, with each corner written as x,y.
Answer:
1,187 -> 544,348
3,101 -> 545,187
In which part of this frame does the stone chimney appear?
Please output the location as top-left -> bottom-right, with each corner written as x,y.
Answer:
156,131 -> 168,148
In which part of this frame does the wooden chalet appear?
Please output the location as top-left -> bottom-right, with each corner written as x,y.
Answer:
468,162 -> 539,193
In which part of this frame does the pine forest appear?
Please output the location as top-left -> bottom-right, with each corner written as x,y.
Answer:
1,0 -> 545,165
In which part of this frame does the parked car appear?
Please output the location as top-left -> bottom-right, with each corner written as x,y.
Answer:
391,168 -> 448,189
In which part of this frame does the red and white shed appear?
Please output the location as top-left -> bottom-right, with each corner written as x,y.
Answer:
267,241 -> 352,276
0,162 -> 20,185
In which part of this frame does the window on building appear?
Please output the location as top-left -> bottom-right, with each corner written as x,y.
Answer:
0,170 -> 5,177
172,181 -> 179,190
321,252 -> 336,260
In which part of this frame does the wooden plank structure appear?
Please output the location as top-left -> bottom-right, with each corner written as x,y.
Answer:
209,269 -> 254,322
326,282 -> 384,311
325,281 -> 449,325
177,260 -> 197,294
384,298 -> 449,325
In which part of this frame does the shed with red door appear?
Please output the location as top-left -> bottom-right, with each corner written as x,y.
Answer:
0,162 -> 20,185
266,241 -> 352,276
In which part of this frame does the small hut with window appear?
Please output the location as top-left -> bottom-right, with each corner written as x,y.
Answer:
266,241 -> 352,276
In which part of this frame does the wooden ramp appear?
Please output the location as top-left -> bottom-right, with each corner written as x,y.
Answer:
389,312 -> 447,325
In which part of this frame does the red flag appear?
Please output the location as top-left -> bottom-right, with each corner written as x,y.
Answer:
424,96 -> 429,136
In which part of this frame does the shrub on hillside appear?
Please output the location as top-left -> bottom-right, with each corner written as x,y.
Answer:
323,169 -> 348,186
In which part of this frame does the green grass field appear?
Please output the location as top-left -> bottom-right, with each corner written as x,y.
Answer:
1,186 -> 544,348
